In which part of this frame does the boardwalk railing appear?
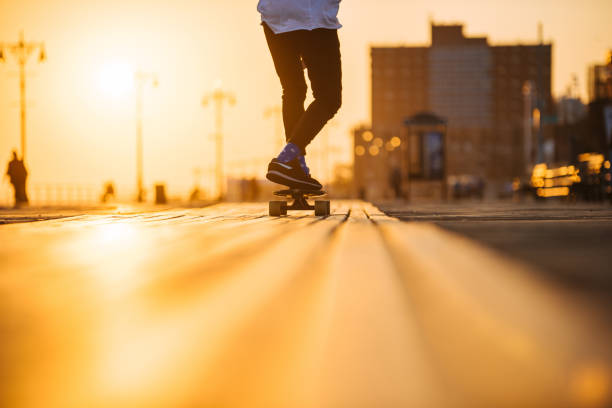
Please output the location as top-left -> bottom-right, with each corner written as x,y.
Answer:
0,183 -> 99,206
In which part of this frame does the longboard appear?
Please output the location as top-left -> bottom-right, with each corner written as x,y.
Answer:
269,189 -> 330,216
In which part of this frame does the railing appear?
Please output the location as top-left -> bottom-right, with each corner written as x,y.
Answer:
0,183 -> 99,206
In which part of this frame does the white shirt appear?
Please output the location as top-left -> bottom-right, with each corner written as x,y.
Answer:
257,0 -> 342,34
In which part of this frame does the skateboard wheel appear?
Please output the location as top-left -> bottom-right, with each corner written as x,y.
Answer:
314,200 -> 330,216
269,201 -> 287,216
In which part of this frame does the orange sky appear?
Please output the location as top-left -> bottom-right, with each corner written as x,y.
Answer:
1,0 -> 611,202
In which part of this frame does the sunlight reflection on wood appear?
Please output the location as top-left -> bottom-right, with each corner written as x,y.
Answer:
0,202 -> 610,408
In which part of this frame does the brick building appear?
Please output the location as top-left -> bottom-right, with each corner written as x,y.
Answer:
587,50 -> 612,103
355,23 -> 552,199
585,51 -> 612,155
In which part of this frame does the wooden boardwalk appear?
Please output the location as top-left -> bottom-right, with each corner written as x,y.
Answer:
0,201 -> 610,408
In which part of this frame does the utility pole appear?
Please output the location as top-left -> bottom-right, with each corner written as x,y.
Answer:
202,85 -> 235,201
536,22 -> 545,164
264,105 -> 284,151
134,71 -> 158,203
522,81 -> 534,174
0,31 -> 46,161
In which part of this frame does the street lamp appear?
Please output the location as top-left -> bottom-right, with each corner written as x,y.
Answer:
0,31 -> 46,161
202,84 -> 235,201
134,71 -> 158,203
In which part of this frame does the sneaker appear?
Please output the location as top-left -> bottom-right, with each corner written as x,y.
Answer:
297,155 -> 311,176
267,158 -> 322,190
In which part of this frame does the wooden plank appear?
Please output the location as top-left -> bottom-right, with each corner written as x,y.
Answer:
0,205 -> 349,408
184,202 -> 443,407
84,211 -> 349,408
310,204 -> 443,407
4,201 -> 609,407
370,206 -> 612,407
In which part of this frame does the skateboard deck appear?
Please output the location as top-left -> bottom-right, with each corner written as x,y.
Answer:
269,189 -> 330,216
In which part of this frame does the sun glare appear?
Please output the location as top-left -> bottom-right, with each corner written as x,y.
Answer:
97,61 -> 134,98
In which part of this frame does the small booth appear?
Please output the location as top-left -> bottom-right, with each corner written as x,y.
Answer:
402,112 -> 448,201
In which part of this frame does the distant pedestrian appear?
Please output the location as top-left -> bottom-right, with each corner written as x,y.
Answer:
5,150 -> 29,207
260,0 -> 342,191
389,167 -> 402,199
100,182 -> 116,203
249,177 -> 260,201
189,186 -> 202,202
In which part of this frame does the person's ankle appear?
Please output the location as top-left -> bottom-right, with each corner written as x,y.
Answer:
276,142 -> 300,163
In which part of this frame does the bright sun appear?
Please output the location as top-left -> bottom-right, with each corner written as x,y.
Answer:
97,61 -> 134,98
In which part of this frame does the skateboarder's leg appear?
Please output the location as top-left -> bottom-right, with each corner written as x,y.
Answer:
288,28 -> 342,151
262,23 -> 307,146
263,24 -> 327,191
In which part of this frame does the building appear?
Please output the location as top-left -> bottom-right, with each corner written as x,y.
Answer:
353,125 -> 393,199
557,96 -> 586,126
587,50 -> 612,103
585,51 -> 612,158
552,96 -> 587,164
357,23 -> 552,199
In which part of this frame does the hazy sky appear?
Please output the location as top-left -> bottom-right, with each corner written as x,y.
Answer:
1,0 -> 610,201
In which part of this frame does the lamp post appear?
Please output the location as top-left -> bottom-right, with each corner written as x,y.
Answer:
134,71 -> 158,203
202,84 -> 235,201
535,22 -> 546,164
522,81 -> 534,174
0,31 -> 46,161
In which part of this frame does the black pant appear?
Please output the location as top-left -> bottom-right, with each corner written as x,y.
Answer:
263,23 -> 342,153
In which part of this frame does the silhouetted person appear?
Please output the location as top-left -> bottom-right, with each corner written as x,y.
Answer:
249,177 -> 260,201
260,0 -> 342,191
389,167 -> 402,199
476,177 -> 485,200
5,151 -> 28,207
358,187 -> 365,200
100,182 -> 115,203
240,178 -> 249,201
189,186 -> 202,202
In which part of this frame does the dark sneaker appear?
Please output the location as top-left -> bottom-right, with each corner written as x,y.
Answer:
297,155 -> 311,176
267,158 -> 322,190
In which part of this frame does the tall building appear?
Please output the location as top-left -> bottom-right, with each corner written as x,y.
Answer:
587,50 -> 612,102
360,23 -> 552,199
585,51 -> 612,155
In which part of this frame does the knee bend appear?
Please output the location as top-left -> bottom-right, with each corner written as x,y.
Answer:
282,84 -> 307,104
322,93 -> 342,118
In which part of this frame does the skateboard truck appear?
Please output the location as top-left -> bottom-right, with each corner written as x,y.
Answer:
269,189 -> 330,216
